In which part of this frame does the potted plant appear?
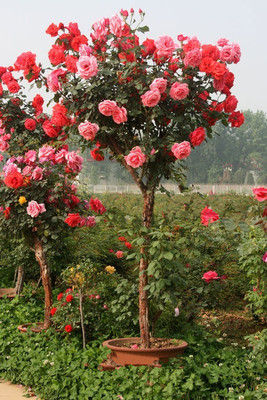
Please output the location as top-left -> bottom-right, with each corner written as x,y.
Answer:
5,8 -> 244,364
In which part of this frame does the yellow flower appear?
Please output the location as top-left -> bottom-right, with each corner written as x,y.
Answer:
105,265 -> 116,274
19,196 -> 27,205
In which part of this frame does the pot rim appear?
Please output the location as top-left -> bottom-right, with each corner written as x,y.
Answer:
103,337 -> 188,353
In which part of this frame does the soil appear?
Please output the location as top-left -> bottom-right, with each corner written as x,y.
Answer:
114,338 -> 184,349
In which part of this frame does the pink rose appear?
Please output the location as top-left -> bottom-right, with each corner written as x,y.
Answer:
91,19 -> 108,42
202,271 -> 220,283
22,166 -> 32,176
141,89 -> 161,107
220,43 -> 241,64
155,36 -> 176,58
78,121 -> 99,140
217,38 -> 229,47
66,151 -> 83,173
24,150 -> 36,164
47,69 -> 65,92
112,106 -> 127,124
169,82 -> 189,100
171,141 -> 191,159
55,149 -> 68,164
109,15 -> 124,37
262,252 -> 267,263
184,49 -> 202,67
32,167 -> 43,181
27,200 -> 46,218
0,138 -> 9,152
149,78 -> 167,94
124,146 -> 146,168
3,162 -> 19,176
115,250 -> 124,259
38,145 -> 55,163
79,44 -> 93,56
98,100 -> 117,116
77,55 -> 98,79
252,187 -> 267,202
86,216 -> 96,227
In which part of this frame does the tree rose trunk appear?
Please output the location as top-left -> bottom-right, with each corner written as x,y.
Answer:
139,190 -> 155,348
33,236 -> 53,329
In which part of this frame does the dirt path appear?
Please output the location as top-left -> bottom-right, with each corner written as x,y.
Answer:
0,381 -> 39,399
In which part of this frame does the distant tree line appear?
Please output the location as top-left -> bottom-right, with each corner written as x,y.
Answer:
80,110 -> 267,185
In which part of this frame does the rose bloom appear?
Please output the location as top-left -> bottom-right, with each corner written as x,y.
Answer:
228,111 -> 244,128
51,104 -> 69,128
169,82 -> 189,100
105,265 -> 116,274
46,23 -> 59,37
50,307 -> 57,316
184,49 -> 202,67
149,78 -> 167,94
91,148 -> 104,161
24,118 -> 36,131
189,127 -> 206,146
89,197 -> 106,214
27,200 -> 46,218
65,55 -> 78,73
202,271 -> 220,283
201,206 -> 219,226
66,151 -> 83,173
112,106 -> 127,124
98,100 -> 117,116
0,138 -> 9,152
48,44 -> 65,65
109,14 -> 124,37
32,167 -> 43,181
224,95 -> 238,113
7,80 -> 20,93
22,166 -> 32,176
65,213 -> 82,227
24,150 -> 36,164
66,294 -> 73,302
19,196 -> 27,205
115,250 -> 124,259
141,89 -> 161,107
42,120 -> 60,138
155,35 -> 176,58
65,324 -> 73,333
171,141 -> 191,160
78,121 -> 99,141
38,145 -> 55,163
4,171 -> 24,188
47,69 -> 65,92
86,216 -> 96,227
262,252 -> 267,263
77,55 -> 98,79
125,146 -> 146,168
252,187 -> 267,202
211,62 -> 227,81
57,293 -> 63,301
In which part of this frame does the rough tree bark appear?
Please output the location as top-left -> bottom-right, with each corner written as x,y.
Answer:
139,189 -> 155,348
33,236 -> 53,329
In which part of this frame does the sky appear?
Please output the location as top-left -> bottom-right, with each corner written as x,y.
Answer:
1,0 -> 267,112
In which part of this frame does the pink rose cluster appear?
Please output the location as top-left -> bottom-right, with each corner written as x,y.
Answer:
141,78 -> 189,107
98,100 -> 127,124
124,146 -> 146,168
38,145 -> 83,174
26,200 -> 46,218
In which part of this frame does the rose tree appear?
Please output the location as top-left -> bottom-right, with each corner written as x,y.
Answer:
0,71 -> 105,329
18,9 -> 243,345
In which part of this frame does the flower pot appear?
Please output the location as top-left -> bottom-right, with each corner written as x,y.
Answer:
100,337 -> 188,369
17,322 -> 46,333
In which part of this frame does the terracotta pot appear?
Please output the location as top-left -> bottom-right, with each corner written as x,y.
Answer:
17,322 -> 46,333
101,337 -> 188,369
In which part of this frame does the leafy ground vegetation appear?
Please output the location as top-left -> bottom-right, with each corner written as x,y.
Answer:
0,192 -> 266,399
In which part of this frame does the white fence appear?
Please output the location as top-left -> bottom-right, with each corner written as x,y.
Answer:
80,183 -> 257,195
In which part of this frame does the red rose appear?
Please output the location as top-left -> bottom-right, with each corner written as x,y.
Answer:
4,171 -> 24,189
48,45 -> 65,65
118,236 -> 126,242
66,294 -> 73,302
65,55 -> 78,73
189,127 -> 206,146
7,80 -> 20,93
201,44 -> 220,61
89,197 -> 106,214
211,62 -> 227,80
228,111 -> 244,128
50,307 -> 57,315
90,148 -> 104,161
65,213 -> 82,227
125,241 -> 132,249
199,57 -> 215,74
71,35 -> 88,52
46,23 -> 59,37
252,187 -> 267,202
42,120 -> 60,138
65,324 -> 73,333
141,39 -> 156,57
201,206 -> 219,226
3,207 -> 11,219
224,95 -> 238,113
32,94 -> 44,110
51,104 -> 70,128
24,118 -> 36,131
57,293 -> 63,301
